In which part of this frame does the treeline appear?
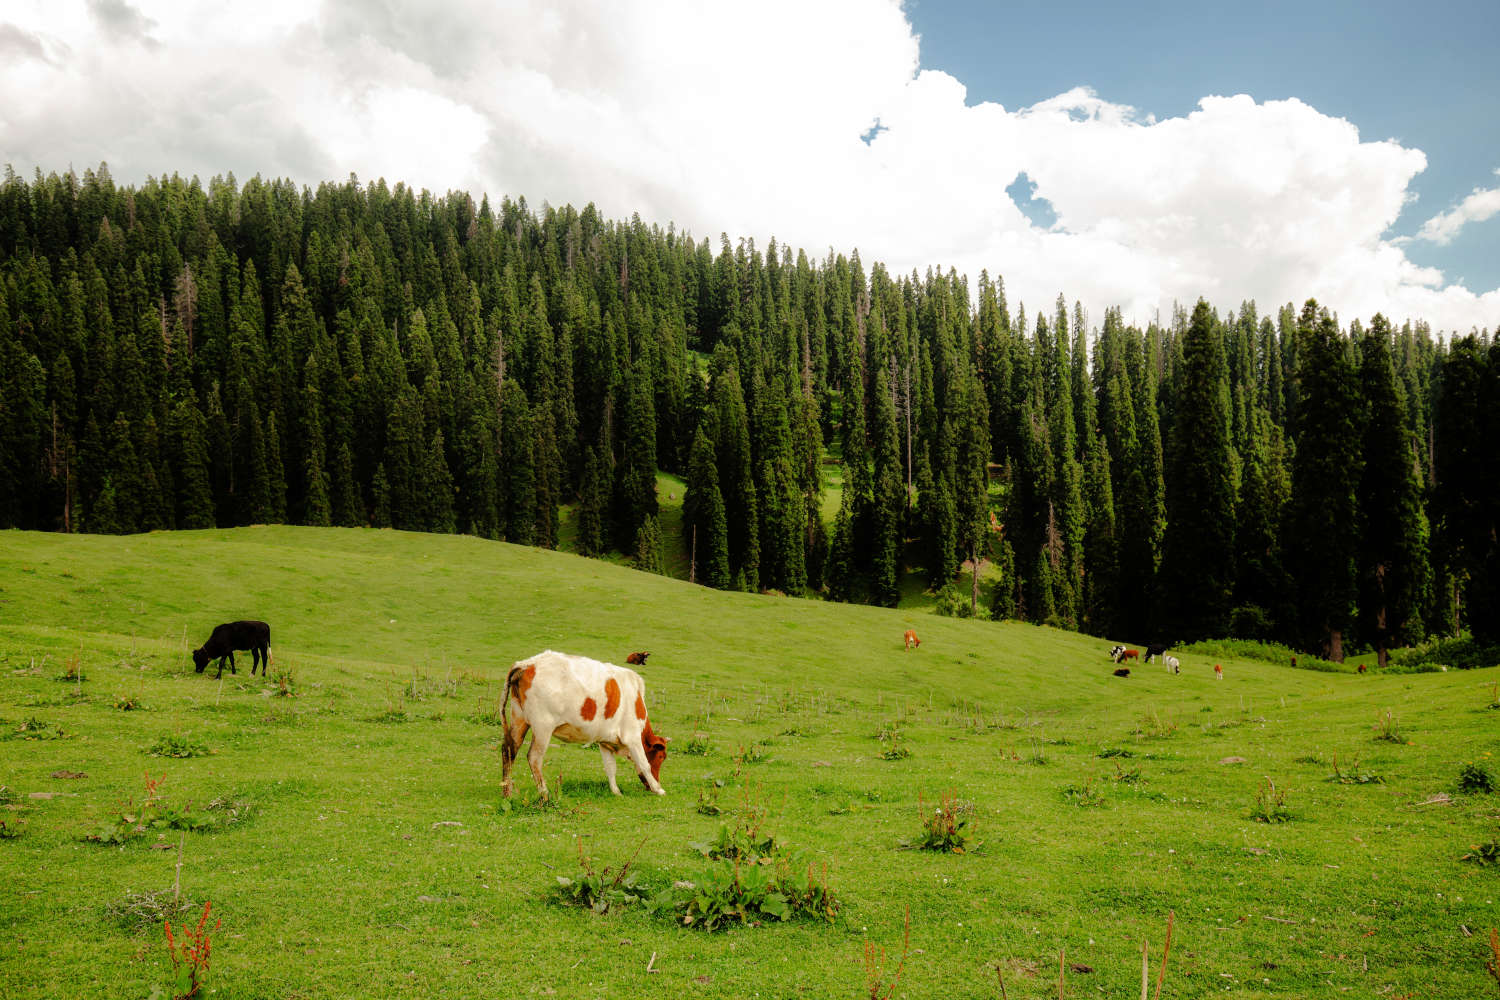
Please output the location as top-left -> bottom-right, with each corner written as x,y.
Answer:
0,165 -> 1495,657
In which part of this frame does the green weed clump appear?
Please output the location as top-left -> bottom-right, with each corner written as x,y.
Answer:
681,733 -> 713,756
1134,709 -> 1178,740
84,774 -> 213,844
1461,841 -> 1500,867
1457,761 -> 1495,794
0,816 -> 25,839
1328,753 -> 1383,785
907,790 -> 972,853
1250,777 -> 1292,823
9,716 -> 69,740
148,733 -> 211,758
552,838 -> 652,916
1062,779 -> 1106,808
1373,710 -> 1407,744
55,654 -> 87,683
271,664 -> 297,697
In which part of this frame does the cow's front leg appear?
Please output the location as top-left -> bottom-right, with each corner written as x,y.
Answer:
228,650 -> 237,675
624,741 -> 665,796
599,746 -> 622,795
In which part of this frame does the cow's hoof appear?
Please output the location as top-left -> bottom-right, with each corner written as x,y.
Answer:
654,788 -> 666,796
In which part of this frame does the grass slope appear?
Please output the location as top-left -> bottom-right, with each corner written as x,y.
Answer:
1,527 -> 1497,999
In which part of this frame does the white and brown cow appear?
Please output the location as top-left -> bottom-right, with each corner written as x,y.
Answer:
501,650 -> 668,800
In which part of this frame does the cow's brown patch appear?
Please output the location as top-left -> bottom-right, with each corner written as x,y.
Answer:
514,664 -> 537,706
580,697 -> 598,721
604,677 -> 621,718
634,693 -> 647,720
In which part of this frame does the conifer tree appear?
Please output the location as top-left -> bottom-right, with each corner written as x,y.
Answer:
1287,301 -> 1362,659
499,380 -> 536,546
168,397 -> 215,529
370,462 -> 392,529
331,441 -> 364,527
1356,316 -> 1430,665
633,514 -> 665,575
683,427 -> 730,588
1160,300 -> 1237,641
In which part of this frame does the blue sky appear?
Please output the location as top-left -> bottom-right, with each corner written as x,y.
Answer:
2,0 -> 1496,332
909,0 -> 1500,292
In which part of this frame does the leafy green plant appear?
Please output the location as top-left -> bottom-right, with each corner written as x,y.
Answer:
878,734 -> 911,760
681,733 -> 713,756
1110,762 -> 1143,784
1457,761 -> 1495,794
271,663 -> 297,697
1062,779 -> 1106,807
552,838 -> 651,915
84,774 -> 216,844
163,900 -> 220,999
1250,777 -> 1292,823
1328,753 -> 1383,785
114,692 -> 147,710
1135,709 -> 1178,740
906,790 -> 972,853
732,742 -> 768,765
1373,710 -> 1407,744
10,716 -> 69,740
696,781 -> 725,816
148,733 -> 211,758
0,816 -> 25,840
1096,746 -> 1134,759
675,852 -> 839,931
1462,841 -> 1500,867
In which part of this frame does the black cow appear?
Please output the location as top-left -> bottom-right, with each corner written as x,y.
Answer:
1112,667 -> 1131,678
1144,643 -> 1168,663
193,620 -> 272,678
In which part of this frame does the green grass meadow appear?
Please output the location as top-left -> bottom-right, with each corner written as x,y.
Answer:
1,527 -> 1498,998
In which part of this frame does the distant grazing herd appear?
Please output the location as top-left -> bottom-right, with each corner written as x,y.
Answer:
186,617 -> 1354,801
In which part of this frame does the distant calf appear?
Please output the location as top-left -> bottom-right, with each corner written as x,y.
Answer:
625,651 -> 650,666
193,621 -> 271,679
904,629 -> 921,650
1213,663 -> 1223,680
1118,648 -> 1139,663
1163,655 -> 1180,674
1108,644 -> 1126,661
1112,667 -> 1131,678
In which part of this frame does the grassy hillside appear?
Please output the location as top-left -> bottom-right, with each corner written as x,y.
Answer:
1,527 -> 1497,998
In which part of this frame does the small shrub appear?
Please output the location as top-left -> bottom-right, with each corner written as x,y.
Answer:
675,853 -> 840,930
148,733 -> 212,759
1328,753 -> 1383,785
163,900 -> 221,1000
879,735 -> 912,761
907,790 -> 972,853
696,781 -> 725,816
114,692 -> 147,710
1388,634 -> 1500,672
933,583 -> 989,619
733,743 -> 768,766
681,733 -> 713,756
1061,779 -> 1106,807
1096,747 -> 1134,759
1250,777 -> 1292,823
1110,762 -> 1143,784
1457,762 -> 1495,794
1373,710 -> 1407,744
56,655 -> 87,683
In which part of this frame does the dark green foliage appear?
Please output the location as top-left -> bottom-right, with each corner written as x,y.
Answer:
1287,301 -> 1363,660
0,166 -> 1477,652
1160,300 -> 1236,641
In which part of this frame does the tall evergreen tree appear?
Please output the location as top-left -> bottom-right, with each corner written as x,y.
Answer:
1355,315 -> 1430,665
1159,300 -> 1237,641
1287,301 -> 1363,660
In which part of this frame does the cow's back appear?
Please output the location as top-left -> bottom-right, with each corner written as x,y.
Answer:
510,650 -> 648,743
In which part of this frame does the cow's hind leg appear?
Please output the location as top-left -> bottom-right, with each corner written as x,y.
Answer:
526,727 -> 555,801
599,746 -> 622,796
500,716 -> 530,798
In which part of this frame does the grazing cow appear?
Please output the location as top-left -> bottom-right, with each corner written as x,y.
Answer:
904,629 -> 921,650
192,620 -> 271,679
1144,643 -> 1168,663
1118,648 -> 1140,663
625,651 -> 650,666
1357,663 -> 1367,674
1163,655 -> 1180,674
1290,656 -> 1297,668
1214,663 -> 1223,680
1112,667 -> 1131,678
1107,644 -> 1126,662
501,650 -> 668,801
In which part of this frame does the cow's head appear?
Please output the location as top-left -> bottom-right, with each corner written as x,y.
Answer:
638,723 -> 669,786
192,648 -> 210,673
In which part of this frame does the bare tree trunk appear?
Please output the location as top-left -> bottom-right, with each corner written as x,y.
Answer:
1328,628 -> 1344,663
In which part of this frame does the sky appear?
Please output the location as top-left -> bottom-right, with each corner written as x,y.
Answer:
2,0 -> 1497,334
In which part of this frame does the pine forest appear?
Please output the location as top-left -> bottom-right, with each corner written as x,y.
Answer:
0,165 -> 1496,659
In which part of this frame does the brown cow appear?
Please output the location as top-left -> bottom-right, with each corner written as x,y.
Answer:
625,651 -> 650,666
903,629 -> 921,650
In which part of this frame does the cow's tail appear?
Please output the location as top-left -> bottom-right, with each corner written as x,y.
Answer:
502,665 -> 524,729
267,646 -> 274,667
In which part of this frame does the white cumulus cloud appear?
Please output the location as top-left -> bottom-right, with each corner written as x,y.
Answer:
1414,169 -> 1500,247
1,0 -> 1496,333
